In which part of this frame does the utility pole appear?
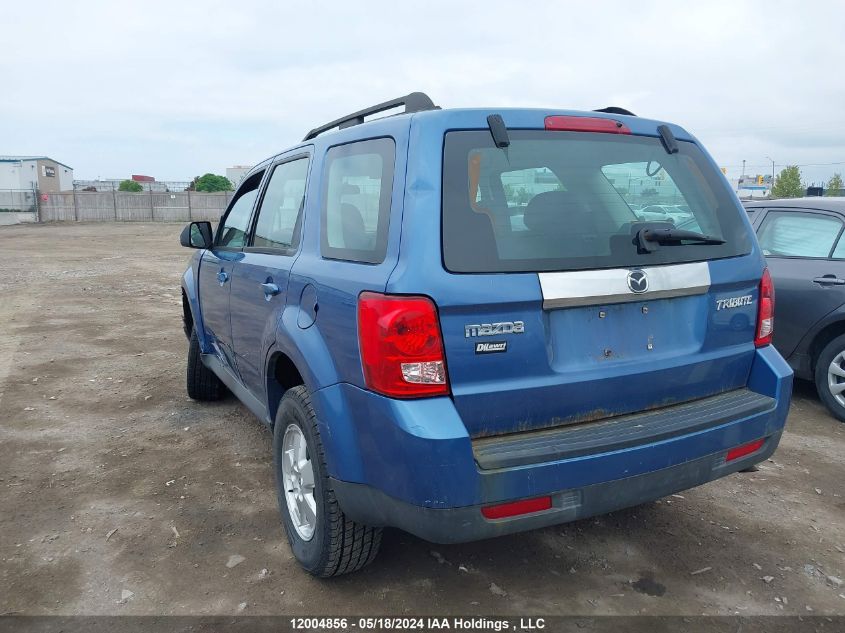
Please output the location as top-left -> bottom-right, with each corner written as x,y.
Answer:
741,160 -> 746,178
765,156 -> 775,181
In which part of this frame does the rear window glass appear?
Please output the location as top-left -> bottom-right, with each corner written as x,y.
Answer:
442,131 -> 752,272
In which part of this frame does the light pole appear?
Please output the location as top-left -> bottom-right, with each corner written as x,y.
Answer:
765,156 -> 775,182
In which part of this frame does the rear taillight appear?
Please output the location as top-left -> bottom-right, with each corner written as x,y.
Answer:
755,268 -> 774,347
544,115 -> 631,134
357,292 -> 449,398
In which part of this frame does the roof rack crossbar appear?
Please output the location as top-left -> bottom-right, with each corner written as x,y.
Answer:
303,92 -> 438,141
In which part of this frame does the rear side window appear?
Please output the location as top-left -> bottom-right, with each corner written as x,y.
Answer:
442,131 -> 752,273
252,157 -> 309,251
321,138 -> 395,264
758,211 -> 842,258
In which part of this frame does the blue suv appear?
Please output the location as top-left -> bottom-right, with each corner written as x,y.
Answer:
179,93 -> 793,577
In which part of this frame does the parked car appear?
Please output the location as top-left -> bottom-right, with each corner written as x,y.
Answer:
179,93 -> 792,576
744,198 -> 845,421
636,204 -> 692,224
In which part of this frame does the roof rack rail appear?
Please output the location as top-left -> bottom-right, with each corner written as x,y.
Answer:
303,92 -> 438,141
594,106 -> 636,116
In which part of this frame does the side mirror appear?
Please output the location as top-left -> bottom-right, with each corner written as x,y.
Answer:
180,221 -> 213,249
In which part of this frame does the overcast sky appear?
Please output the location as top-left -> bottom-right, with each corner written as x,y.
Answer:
3,1 -> 844,185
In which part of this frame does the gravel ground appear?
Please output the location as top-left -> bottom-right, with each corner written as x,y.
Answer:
1,222 -> 843,617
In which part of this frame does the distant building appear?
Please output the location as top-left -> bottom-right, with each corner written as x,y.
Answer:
226,165 -> 253,187
0,155 -> 73,192
731,175 -> 772,198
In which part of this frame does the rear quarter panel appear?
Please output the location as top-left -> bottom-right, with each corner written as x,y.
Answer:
280,117 -> 412,392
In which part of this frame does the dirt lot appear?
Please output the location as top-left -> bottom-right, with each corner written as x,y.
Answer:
1,222 -> 844,617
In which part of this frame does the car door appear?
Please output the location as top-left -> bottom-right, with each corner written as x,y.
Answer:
198,171 -> 264,372
756,208 -> 845,358
229,154 -> 310,398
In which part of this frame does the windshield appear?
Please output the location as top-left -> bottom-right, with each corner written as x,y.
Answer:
442,130 -> 751,273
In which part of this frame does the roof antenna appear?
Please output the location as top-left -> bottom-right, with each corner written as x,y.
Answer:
486,114 -> 510,148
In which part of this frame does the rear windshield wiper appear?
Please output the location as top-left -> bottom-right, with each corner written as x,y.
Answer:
636,227 -> 725,253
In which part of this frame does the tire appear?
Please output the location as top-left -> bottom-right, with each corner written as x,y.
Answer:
186,328 -> 225,401
273,385 -> 382,577
814,333 -> 845,423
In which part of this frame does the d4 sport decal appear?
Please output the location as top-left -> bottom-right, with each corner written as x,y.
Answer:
475,341 -> 507,354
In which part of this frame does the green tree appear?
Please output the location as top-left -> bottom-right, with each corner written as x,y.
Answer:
771,165 -> 804,198
118,179 -> 143,192
826,173 -> 844,196
191,173 -> 233,193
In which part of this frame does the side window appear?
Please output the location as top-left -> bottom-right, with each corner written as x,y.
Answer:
321,138 -> 395,264
252,158 -> 309,251
758,211 -> 842,258
218,172 -> 263,248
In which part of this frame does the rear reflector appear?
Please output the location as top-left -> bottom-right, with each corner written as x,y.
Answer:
481,496 -> 552,520
725,438 -> 765,462
544,116 -> 631,134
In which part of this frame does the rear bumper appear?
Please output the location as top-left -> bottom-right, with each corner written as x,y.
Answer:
331,432 -> 781,543
312,346 -> 792,541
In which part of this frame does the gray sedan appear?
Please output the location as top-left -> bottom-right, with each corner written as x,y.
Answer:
744,197 -> 845,421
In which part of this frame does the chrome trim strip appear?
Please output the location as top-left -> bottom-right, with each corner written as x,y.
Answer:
538,262 -> 711,309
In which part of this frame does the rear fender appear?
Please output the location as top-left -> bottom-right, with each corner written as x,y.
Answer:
271,305 -> 340,394
270,306 -> 359,478
792,303 -> 845,376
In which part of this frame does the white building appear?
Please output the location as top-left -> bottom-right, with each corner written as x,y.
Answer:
0,156 -> 74,193
730,175 -> 772,199
226,165 -> 253,187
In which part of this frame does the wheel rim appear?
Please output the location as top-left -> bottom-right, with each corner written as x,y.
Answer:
281,424 -> 317,541
827,351 -> 845,407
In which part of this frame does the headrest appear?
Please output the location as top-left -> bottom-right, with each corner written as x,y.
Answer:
523,190 -> 585,232
340,203 -> 367,250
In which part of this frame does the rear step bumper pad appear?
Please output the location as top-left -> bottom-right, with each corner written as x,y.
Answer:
331,433 -> 780,544
472,389 -> 775,470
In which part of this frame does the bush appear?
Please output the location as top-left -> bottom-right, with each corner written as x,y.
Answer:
118,180 -> 143,192
191,174 -> 233,193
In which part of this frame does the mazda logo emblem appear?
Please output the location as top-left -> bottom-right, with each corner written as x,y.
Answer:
627,269 -> 649,293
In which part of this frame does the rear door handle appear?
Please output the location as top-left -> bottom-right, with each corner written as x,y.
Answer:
261,282 -> 281,300
813,275 -> 845,286
217,270 -> 229,285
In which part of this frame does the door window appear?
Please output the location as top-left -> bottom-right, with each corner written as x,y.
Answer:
217,172 -> 263,248
252,158 -> 309,251
757,211 -> 842,258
